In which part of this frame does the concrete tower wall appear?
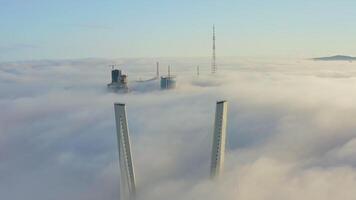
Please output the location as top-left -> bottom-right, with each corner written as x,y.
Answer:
114,103 -> 136,200
210,101 -> 228,179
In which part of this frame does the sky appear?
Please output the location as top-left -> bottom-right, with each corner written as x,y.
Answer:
1,57 -> 356,200
1,0 -> 356,61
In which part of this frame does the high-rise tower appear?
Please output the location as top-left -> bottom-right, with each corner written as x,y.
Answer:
160,65 -> 176,89
108,68 -> 129,92
210,101 -> 228,179
211,25 -> 217,74
114,103 -> 136,200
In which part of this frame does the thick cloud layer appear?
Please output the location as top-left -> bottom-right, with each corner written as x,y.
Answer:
1,58 -> 356,200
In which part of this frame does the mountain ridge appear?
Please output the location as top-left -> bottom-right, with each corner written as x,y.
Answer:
312,55 -> 356,61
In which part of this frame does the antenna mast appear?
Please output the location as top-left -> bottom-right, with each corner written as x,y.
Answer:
211,25 -> 217,74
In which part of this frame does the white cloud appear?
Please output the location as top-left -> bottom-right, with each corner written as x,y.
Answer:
1,58 -> 356,200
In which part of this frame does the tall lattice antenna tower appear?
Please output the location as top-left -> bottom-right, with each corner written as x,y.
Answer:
211,25 -> 217,74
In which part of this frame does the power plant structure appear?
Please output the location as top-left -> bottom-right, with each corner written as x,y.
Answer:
108,67 -> 129,92
211,25 -> 217,74
107,26 -> 220,93
114,103 -> 136,200
107,26 -> 218,92
160,65 -> 176,89
136,62 -> 160,83
113,101 -> 229,199
210,100 -> 228,179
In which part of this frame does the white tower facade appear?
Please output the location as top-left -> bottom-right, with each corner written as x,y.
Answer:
114,103 -> 136,200
210,101 -> 228,179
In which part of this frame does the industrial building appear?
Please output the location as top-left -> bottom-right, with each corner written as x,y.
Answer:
160,65 -> 176,89
107,69 -> 128,92
108,25 -> 217,93
160,76 -> 176,89
136,62 -> 160,83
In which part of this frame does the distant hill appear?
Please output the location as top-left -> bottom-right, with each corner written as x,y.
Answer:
313,55 -> 356,61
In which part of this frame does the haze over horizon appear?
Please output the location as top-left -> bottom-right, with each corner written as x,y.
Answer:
2,1 -> 356,200
1,0 -> 356,61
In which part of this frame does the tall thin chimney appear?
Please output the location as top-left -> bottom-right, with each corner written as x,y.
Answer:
156,62 -> 160,78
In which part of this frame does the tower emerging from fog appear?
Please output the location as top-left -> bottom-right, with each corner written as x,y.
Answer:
211,25 -> 217,74
160,65 -> 176,89
114,103 -> 136,200
108,68 -> 128,92
210,101 -> 228,179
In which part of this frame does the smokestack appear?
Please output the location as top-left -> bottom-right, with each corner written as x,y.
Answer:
168,65 -> 171,77
156,62 -> 160,78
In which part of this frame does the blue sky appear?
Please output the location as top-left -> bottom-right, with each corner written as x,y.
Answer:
1,0 -> 356,61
